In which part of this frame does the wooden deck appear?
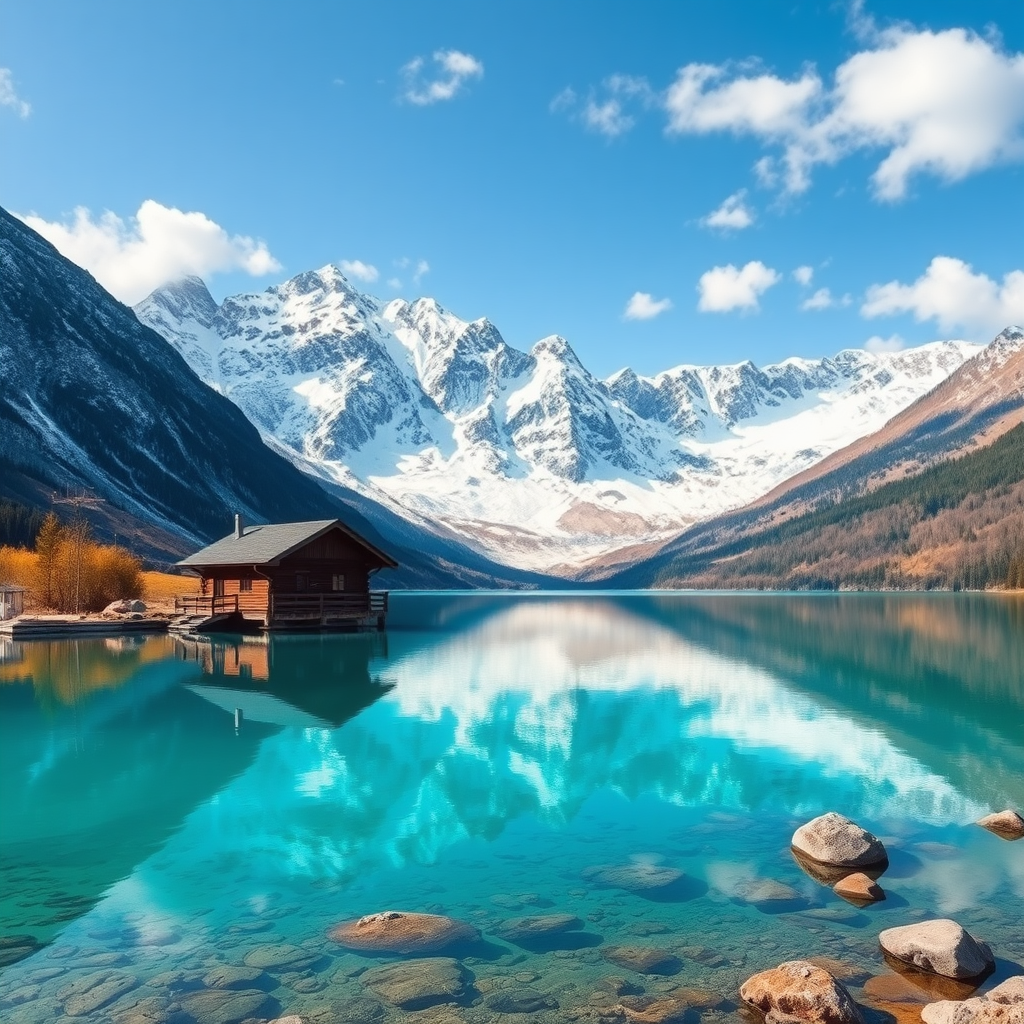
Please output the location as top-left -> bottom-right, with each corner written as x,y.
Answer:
172,591 -> 389,632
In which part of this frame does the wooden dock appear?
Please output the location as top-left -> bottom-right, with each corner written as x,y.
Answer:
0,616 -> 170,640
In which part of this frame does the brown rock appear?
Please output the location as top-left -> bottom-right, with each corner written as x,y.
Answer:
618,994 -> 692,1023
735,879 -> 805,906
485,988 -> 558,1013
792,812 -> 887,869
603,946 -> 681,976
242,943 -> 319,972
495,913 -> 584,943
179,988 -> 275,1024
202,965 -> 269,990
739,960 -> 864,1024
879,920 -> 994,980
581,862 -> 685,894
360,957 -> 468,1009
976,810 -> 1024,840
833,872 -> 885,903
329,911 -> 479,954
878,959 -> 985,1002
921,975 -> 1024,1024
58,970 -> 139,1017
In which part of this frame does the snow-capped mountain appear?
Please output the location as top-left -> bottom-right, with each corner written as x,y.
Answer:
136,267 -> 979,571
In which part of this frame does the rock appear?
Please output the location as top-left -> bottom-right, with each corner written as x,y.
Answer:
617,994 -> 692,1023
242,943 -> 319,971
603,946 -> 682,975
360,958 -> 467,1009
792,812 -> 887,869
0,934 -> 43,968
485,988 -> 558,1013
202,965 -> 269,990
104,600 -> 132,614
833,873 -> 885,903
269,1018 -> 305,1024
921,975 -> 1024,1024
879,920 -> 994,980
179,987 -> 275,1024
58,970 -> 139,1016
495,914 -> 584,943
329,911 -> 479,955
735,879 -> 805,907
581,862 -> 685,894
739,960 -> 864,1024
977,810 -> 1024,840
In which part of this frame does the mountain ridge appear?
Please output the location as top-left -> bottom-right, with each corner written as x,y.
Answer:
136,267 -> 980,572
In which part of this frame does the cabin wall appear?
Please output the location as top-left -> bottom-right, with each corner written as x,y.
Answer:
198,573 -> 270,619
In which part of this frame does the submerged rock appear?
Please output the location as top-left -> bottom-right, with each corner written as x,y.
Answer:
735,878 -> 805,907
617,993 -> 693,1023
976,810 -> 1024,840
202,965 -> 269,990
485,988 -> 558,1013
360,957 -> 468,1009
179,987 -> 275,1024
879,920 -> 994,980
58,970 -> 139,1017
603,945 -> 682,975
495,913 -> 584,943
921,975 -> 1024,1024
739,960 -> 864,1024
582,862 -> 685,894
833,873 -> 885,903
792,813 -> 887,869
329,911 -> 479,955
242,943 -> 319,972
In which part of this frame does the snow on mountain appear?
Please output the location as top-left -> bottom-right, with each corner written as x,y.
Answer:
136,268 -> 980,571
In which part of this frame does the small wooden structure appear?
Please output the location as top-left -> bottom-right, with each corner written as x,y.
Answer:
0,585 -> 26,621
175,516 -> 397,633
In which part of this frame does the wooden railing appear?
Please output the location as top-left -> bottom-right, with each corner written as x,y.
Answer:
269,591 -> 389,623
174,594 -> 239,617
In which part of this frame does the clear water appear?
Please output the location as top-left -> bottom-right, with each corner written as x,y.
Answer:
1,593 -> 1022,1024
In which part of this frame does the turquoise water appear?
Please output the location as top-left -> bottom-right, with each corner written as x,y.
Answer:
0,593 -> 1022,1023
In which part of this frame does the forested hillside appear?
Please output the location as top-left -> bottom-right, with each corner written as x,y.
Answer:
620,422 -> 1024,591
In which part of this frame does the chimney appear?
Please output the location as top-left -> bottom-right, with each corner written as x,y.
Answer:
234,513 -> 244,540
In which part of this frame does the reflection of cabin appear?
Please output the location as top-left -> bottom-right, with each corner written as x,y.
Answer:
0,585 -> 26,621
174,633 -> 392,728
175,516 -> 397,632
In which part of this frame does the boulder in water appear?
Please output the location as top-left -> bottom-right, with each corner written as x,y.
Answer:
360,957 -> 468,1009
329,911 -> 479,955
921,975 -> 1024,1024
976,810 -> 1024,840
582,862 -> 685,894
833,872 -> 885,903
739,960 -> 864,1024
879,920 -> 994,980
792,812 -> 887,868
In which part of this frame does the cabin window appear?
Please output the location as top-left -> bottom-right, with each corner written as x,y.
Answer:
332,574 -> 345,591
295,573 -> 308,592
239,578 -> 252,592
213,579 -> 225,598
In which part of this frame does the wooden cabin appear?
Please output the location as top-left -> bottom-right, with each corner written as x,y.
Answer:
0,585 -> 26,621
176,516 -> 397,631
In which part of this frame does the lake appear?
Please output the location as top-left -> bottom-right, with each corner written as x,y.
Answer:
1,592 -> 1022,1024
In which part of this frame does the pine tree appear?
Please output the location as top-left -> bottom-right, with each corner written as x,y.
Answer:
34,513 -> 63,609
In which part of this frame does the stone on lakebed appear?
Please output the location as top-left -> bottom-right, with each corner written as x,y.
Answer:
792,812 -> 887,869
494,913 -> 583,943
581,862 -> 685,894
833,872 -> 885,903
739,960 -> 864,1024
329,911 -> 479,955
879,920 -> 994,980
360,957 -> 468,1009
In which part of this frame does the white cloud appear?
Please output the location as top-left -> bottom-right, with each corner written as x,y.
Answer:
338,259 -> 379,283
697,261 -> 781,313
861,256 -> 1024,335
0,68 -> 31,118
624,292 -> 673,321
701,190 -> 754,230
663,26 -> 1024,198
865,333 -> 906,353
401,49 -> 483,105
387,277 -> 402,289
793,265 -> 814,286
557,74 -> 654,138
413,259 -> 430,286
18,200 -> 281,305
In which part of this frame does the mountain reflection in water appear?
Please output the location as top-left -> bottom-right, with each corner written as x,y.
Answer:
0,594 -> 1021,984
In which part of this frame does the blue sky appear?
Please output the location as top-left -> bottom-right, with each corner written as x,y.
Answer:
2,0 -> 1022,376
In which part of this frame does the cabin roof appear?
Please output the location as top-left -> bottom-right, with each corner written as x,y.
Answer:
177,519 -> 398,570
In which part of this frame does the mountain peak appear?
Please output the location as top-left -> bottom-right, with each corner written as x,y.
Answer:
138,275 -> 218,328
